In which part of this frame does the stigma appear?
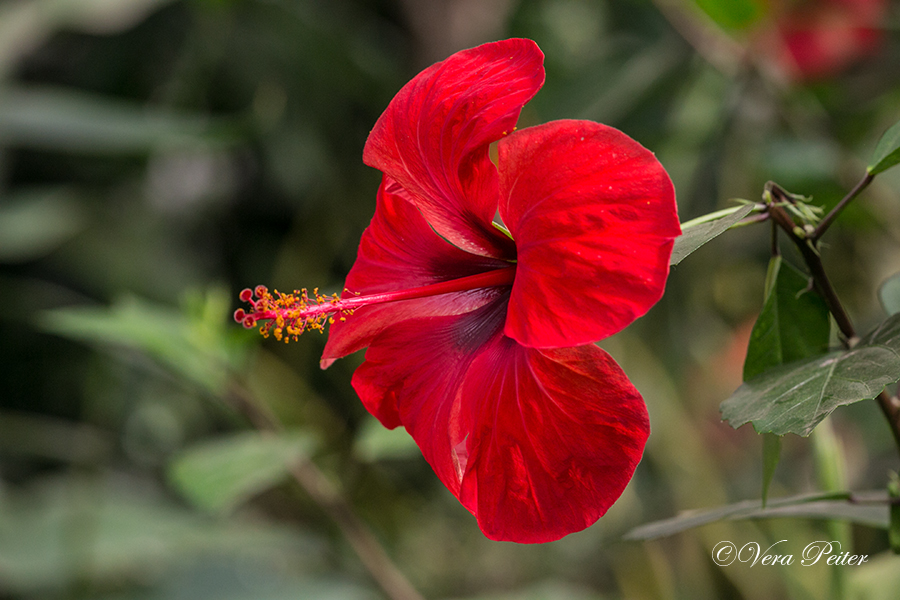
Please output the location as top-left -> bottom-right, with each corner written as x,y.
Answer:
233,285 -> 350,343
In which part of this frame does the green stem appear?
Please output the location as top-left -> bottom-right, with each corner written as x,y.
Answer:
812,172 -> 874,241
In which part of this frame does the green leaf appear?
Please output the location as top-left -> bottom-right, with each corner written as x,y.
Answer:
670,203 -> 755,265
722,313 -> 900,436
0,473 -> 322,594
623,491 -> 888,541
0,188 -> 86,262
169,431 -> 313,514
879,272 -> 900,316
742,257 -> 831,381
0,86 -> 237,154
692,0 -> 767,30
38,290 -> 245,394
761,433 -> 782,507
868,119 -> 900,176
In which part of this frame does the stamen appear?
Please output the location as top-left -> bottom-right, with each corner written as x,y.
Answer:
234,266 -> 516,343
234,285 -> 343,342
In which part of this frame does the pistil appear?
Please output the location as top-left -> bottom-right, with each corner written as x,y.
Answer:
235,266 -> 516,342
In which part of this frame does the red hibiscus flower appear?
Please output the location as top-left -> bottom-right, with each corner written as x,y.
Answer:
236,39 -> 680,542
760,0 -> 886,80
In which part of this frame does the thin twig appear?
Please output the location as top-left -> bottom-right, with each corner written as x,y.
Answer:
226,382 -> 426,600
766,201 -> 855,340
812,172 -> 875,240
877,391 -> 900,457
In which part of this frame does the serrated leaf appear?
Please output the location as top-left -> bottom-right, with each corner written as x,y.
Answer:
623,490 -> 888,541
868,119 -> 900,176
879,272 -> 900,316
670,204 -> 755,265
169,431 -> 313,514
722,313 -> 900,436
743,257 -> 831,381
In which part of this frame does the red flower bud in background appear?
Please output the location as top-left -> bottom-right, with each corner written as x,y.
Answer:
761,0 -> 886,80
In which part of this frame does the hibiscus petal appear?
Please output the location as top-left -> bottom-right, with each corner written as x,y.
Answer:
498,120 -> 680,348
350,296 -> 648,543
349,297 -> 508,490
458,340 -> 649,543
363,38 -> 542,258
321,176 -> 508,367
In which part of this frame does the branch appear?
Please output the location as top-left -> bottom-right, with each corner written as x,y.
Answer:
766,187 -> 900,458
812,172 -> 874,240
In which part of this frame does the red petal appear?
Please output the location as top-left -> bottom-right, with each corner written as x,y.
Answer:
363,38 -> 542,258
350,297 -> 508,486
321,176 -> 508,367
498,120 -> 680,348
350,298 -> 648,543
459,340 -> 649,542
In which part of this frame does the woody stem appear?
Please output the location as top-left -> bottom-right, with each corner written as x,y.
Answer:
766,189 -> 900,459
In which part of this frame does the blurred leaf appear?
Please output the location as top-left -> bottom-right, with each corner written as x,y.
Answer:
0,0 -> 178,77
868,119 -> 900,176
743,257 -> 831,381
0,474 -> 324,594
0,86 -> 238,154
763,137 -> 841,185
169,431 -> 313,514
691,0 -> 767,30
0,187 -> 85,262
761,433 -> 781,507
95,565 -> 379,600
722,313 -> 900,436
889,473 -> 900,554
353,417 -> 419,463
670,203 -> 755,265
623,490 -> 888,541
39,290 -> 245,394
879,272 -> 900,316
848,552 -> 900,600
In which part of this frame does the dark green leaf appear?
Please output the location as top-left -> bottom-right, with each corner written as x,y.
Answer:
722,313 -> 900,436
879,272 -> 900,316
623,491 -> 888,541
670,203 -> 755,265
761,433 -> 782,507
868,119 -> 900,176
169,431 -> 313,514
743,257 -> 831,381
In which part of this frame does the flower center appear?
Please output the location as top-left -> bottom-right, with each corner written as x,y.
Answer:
234,266 -> 517,342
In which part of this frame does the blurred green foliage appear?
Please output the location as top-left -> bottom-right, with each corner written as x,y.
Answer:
4,0 -> 900,598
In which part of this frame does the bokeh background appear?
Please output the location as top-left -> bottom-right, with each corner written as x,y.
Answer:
3,0 -> 900,598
